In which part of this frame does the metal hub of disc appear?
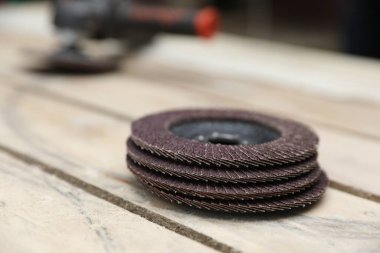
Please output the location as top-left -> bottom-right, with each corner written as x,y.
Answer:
170,120 -> 281,145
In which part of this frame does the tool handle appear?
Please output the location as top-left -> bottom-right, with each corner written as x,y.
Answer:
122,5 -> 220,38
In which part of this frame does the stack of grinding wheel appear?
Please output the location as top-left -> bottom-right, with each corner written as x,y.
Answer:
127,109 -> 328,213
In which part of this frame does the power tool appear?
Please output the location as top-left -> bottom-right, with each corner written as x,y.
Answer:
45,0 -> 220,72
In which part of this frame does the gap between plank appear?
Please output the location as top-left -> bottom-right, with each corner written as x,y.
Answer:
0,143 -> 240,253
6,83 -> 380,205
329,181 -> 380,204
2,75 -> 380,143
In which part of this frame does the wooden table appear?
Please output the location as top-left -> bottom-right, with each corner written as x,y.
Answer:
0,3 -> 380,253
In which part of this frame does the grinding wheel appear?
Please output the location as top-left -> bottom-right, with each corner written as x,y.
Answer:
43,48 -> 120,73
127,139 -> 318,183
131,109 -> 319,167
140,172 -> 328,213
127,109 -> 328,213
128,157 -> 322,200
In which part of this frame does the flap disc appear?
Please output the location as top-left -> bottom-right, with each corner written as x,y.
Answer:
127,109 -> 328,214
27,45 -> 121,74
44,48 -> 120,73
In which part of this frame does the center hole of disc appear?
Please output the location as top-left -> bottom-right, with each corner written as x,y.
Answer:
203,133 -> 244,145
170,119 -> 281,145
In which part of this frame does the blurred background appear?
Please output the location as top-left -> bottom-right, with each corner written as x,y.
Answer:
1,0 -> 379,59
184,0 -> 380,58
217,0 -> 379,58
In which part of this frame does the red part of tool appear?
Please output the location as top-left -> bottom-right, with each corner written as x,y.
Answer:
195,7 -> 220,38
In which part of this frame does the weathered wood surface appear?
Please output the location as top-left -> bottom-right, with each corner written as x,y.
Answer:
29,73 -> 380,199
0,83 -> 379,253
0,151 -> 217,253
1,9 -> 380,200
1,34 -> 380,200
0,3 -> 380,253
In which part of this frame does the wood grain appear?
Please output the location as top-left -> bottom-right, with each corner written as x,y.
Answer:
0,25 -> 380,198
143,35 -> 380,102
2,71 -> 380,201
1,23 -> 380,139
0,85 -> 379,253
0,4 -> 380,252
0,152 -> 217,253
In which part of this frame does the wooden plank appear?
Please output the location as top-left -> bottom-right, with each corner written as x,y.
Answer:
0,3 -> 50,37
3,70 -> 379,200
0,152 -> 217,253
2,22 -> 380,141
0,5 -> 378,251
119,39 -> 380,140
126,61 -> 380,140
0,85 -> 379,253
141,35 -> 380,102
1,29 -> 380,200
2,1 -> 380,140
0,31 -> 380,198
1,2 -> 379,102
